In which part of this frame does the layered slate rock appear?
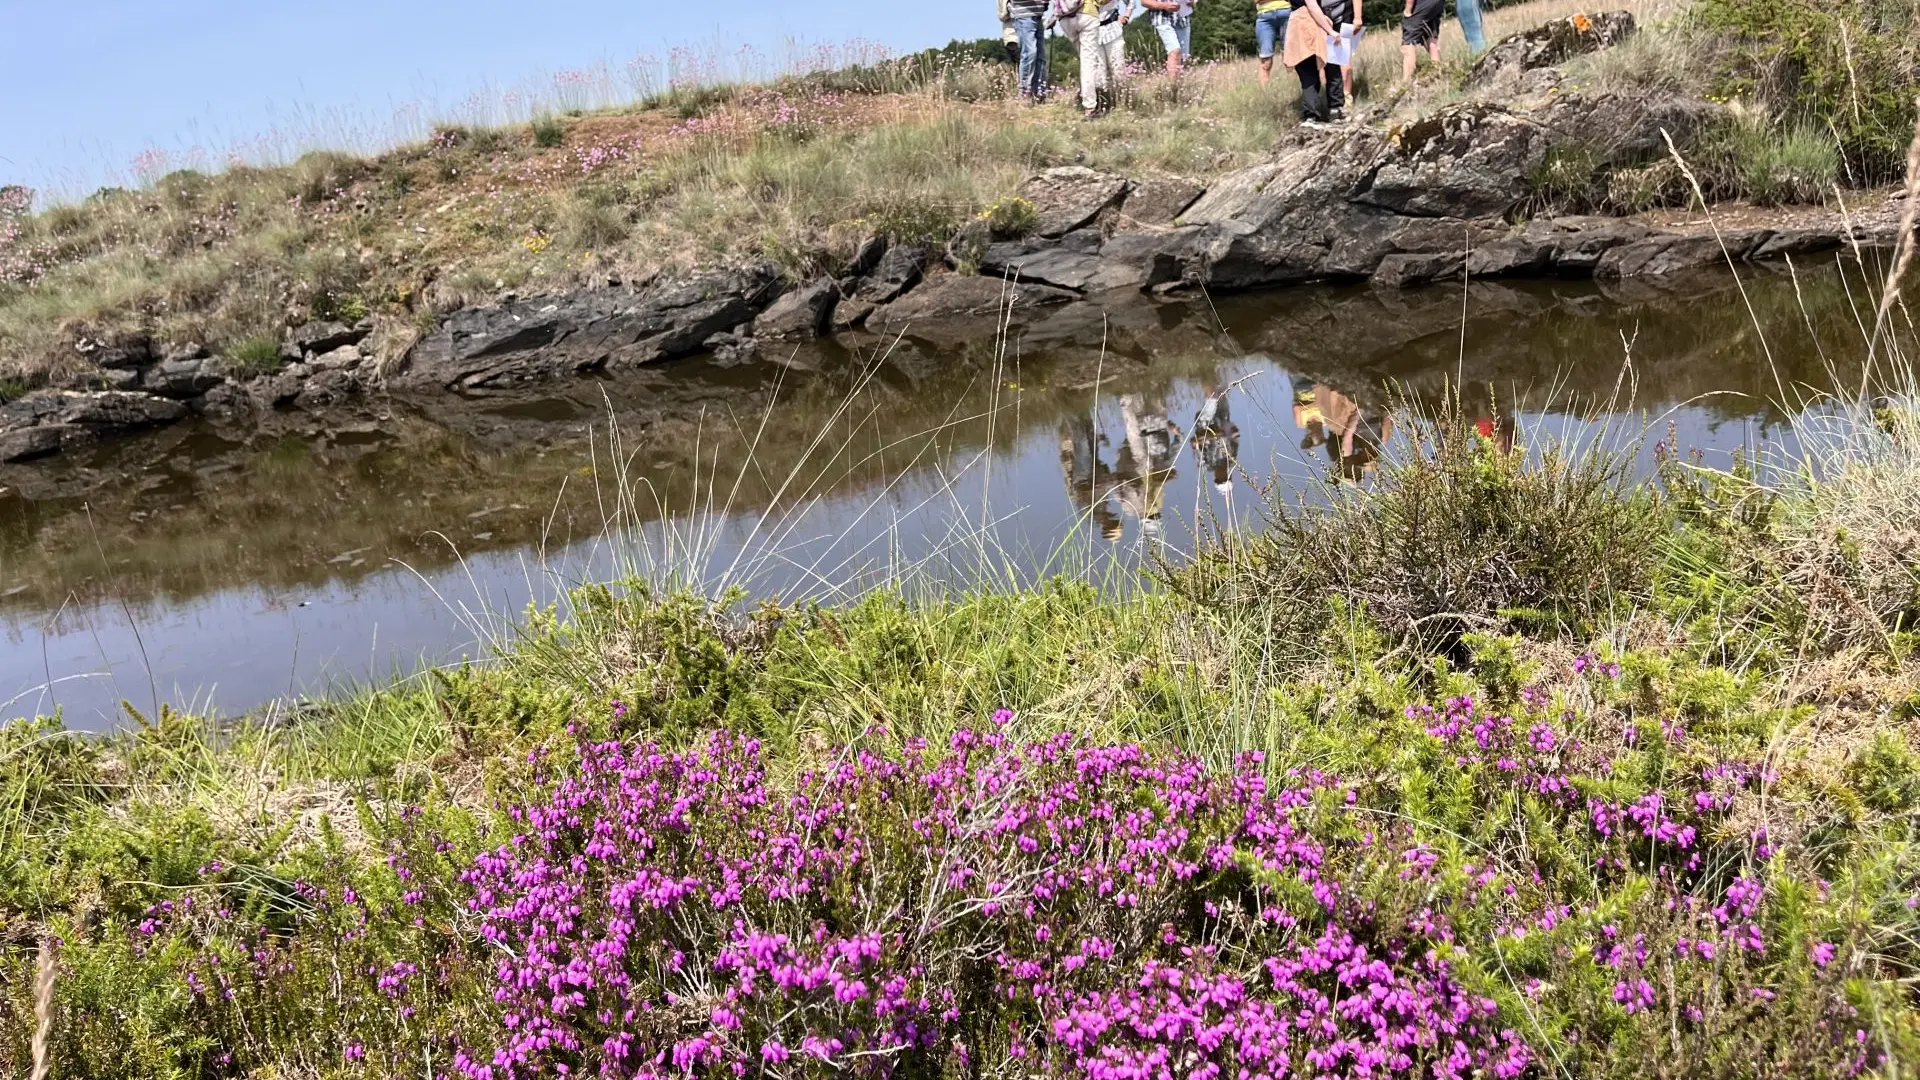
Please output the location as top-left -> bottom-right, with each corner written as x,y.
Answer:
0,390 -> 188,462
395,265 -> 782,389
1019,167 -> 1133,238
867,274 -> 1078,334
754,277 -> 840,338
1116,174 -> 1207,227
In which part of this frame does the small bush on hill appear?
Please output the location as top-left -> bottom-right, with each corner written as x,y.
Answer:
530,114 -> 565,148
1172,401 -> 1664,651
221,331 -> 283,374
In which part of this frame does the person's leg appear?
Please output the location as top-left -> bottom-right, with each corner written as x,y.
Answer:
1174,17 -> 1192,74
1402,43 -> 1417,82
1326,61 -> 1345,115
1456,0 -> 1486,54
1155,15 -> 1181,77
1102,34 -> 1126,111
1015,16 -> 1045,99
1079,19 -> 1103,113
1255,10 -> 1279,86
1295,57 -> 1325,121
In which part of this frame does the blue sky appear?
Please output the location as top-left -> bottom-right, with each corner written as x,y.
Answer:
2,1 -> 986,196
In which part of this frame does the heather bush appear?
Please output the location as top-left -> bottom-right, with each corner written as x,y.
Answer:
5,630 -> 1918,1076
460,717 -> 1533,1080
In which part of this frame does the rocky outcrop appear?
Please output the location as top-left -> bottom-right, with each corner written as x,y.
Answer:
1116,175 -> 1206,227
1472,10 -> 1637,89
754,277 -> 840,339
868,274 -> 1077,334
1019,167 -> 1133,237
394,265 -> 783,389
0,390 -> 187,462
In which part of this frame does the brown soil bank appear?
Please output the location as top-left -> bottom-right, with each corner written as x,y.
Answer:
0,9 -> 1908,465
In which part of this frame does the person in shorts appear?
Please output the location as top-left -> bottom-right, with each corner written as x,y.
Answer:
1400,0 -> 1444,83
1254,0 -> 1291,86
1141,0 -> 1194,76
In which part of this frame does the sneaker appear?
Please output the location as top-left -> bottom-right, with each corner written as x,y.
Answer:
1329,107 -> 1347,122
1300,118 -> 1331,129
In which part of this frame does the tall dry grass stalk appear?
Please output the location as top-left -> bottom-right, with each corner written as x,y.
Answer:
1874,101 -> 1920,324
31,935 -> 57,1080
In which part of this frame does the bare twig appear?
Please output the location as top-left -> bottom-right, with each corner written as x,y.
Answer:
31,936 -> 58,1080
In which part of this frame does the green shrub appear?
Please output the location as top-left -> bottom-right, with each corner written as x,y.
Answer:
220,331 -> 283,374
1170,398 -> 1665,652
468,126 -> 507,154
530,113 -> 565,148
1696,0 -> 1918,185
286,150 -> 363,206
663,83 -> 736,119
559,191 -> 630,250
1530,142 -> 1607,213
1698,110 -> 1839,206
1605,158 -> 1688,213
862,194 -> 963,246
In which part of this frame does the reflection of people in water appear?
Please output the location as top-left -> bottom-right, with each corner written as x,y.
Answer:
1293,378 -> 1391,482
1060,411 -> 1125,540
1471,411 -> 1518,454
1192,383 -> 1241,494
1115,393 -> 1180,543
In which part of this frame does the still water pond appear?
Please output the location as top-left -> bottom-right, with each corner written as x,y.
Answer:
0,259 -> 1881,728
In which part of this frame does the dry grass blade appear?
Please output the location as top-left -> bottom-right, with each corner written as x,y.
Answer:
31,935 -> 57,1080
1875,102 -> 1920,324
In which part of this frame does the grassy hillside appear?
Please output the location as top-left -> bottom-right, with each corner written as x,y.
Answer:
1,0 -> 1912,397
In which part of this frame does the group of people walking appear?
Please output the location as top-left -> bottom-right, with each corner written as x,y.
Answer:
997,0 -> 1488,124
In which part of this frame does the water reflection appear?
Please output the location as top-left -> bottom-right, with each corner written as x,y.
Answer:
0,255 -> 1899,728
